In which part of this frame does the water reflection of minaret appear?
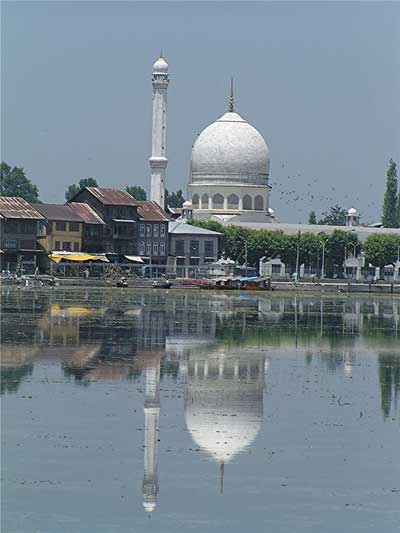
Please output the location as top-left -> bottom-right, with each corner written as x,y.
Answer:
142,354 -> 161,514
183,349 -> 267,492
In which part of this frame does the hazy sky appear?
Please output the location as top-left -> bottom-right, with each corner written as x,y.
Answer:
2,1 -> 400,223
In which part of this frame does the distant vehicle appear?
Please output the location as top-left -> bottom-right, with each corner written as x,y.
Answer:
116,277 -> 129,288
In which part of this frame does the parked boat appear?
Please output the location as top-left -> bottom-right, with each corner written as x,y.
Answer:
152,280 -> 173,289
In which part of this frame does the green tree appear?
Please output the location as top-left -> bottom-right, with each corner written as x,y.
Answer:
364,234 -> 400,277
318,205 -> 347,226
0,162 -> 40,202
65,177 -> 98,201
324,230 -> 359,278
126,186 -> 147,201
308,211 -> 317,224
165,189 -> 185,208
382,159 -> 398,228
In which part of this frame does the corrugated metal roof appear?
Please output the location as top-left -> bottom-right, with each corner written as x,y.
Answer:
85,187 -> 139,206
0,197 -> 45,220
68,202 -> 105,225
31,203 -> 83,222
137,201 -> 171,221
168,221 -> 222,235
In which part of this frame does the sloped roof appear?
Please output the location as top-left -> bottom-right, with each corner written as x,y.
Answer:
0,197 -> 45,220
84,187 -> 139,206
31,203 -> 82,222
137,201 -> 171,221
68,202 -> 105,225
168,221 -> 222,235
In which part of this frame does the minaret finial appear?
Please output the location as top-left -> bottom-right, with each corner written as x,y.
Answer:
160,48 -> 163,59
229,78 -> 234,113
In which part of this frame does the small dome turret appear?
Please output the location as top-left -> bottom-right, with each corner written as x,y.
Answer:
153,53 -> 168,74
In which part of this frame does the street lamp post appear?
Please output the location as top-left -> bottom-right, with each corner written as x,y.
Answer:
321,240 -> 326,280
295,231 -> 301,280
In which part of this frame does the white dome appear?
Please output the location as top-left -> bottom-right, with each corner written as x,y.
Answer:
185,404 -> 261,463
190,112 -> 270,185
153,56 -> 168,73
348,207 -> 358,215
182,200 -> 192,208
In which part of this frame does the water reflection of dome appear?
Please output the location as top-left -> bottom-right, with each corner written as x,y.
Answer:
184,351 -> 265,463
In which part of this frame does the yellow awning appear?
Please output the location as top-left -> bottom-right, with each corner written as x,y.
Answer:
49,252 -> 109,263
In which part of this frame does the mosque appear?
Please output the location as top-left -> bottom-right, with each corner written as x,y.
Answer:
149,52 -> 400,240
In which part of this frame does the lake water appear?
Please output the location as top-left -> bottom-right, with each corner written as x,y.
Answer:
1,287 -> 399,533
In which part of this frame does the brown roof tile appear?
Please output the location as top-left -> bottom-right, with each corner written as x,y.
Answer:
85,187 -> 140,206
137,201 -> 171,222
0,197 -> 45,220
68,203 -> 105,225
31,204 -> 83,222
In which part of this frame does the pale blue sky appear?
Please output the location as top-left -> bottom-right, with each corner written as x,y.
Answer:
2,1 -> 400,223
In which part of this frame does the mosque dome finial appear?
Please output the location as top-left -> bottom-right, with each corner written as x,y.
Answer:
153,52 -> 168,73
229,78 -> 234,113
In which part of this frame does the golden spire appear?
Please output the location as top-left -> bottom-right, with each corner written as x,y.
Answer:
229,78 -> 234,113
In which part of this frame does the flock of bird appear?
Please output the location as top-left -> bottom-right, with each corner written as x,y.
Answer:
270,162 -> 378,222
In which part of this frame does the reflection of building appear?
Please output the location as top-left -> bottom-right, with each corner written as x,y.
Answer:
142,354 -> 161,513
182,349 -> 267,491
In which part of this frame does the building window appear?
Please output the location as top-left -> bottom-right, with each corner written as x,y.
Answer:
160,225 -> 165,238
146,242 -> 151,256
146,225 -> 151,237
55,241 -> 61,250
192,194 -> 199,209
227,193 -> 239,210
73,242 -> 80,251
190,240 -> 199,256
254,195 -> 264,211
56,221 -> 67,231
63,241 -> 71,251
139,241 -> 145,255
204,240 -> 214,257
212,193 -> 224,209
153,224 -> 159,238
153,242 -> 159,255
272,264 -> 281,274
201,193 -> 209,209
21,221 -> 35,233
140,224 -> 145,237
175,240 -> 185,256
243,195 -> 252,210
69,222 -> 80,232
160,242 -> 165,256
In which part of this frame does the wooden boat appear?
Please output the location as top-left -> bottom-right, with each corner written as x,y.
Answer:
152,280 -> 173,289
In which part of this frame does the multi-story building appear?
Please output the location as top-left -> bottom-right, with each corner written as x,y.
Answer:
136,201 -> 171,275
0,197 -> 45,273
67,202 -> 105,252
168,222 -> 221,278
32,204 -> 84,252
69,187 -> 139,254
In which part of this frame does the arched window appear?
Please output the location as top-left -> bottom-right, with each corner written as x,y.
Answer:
227,193 -> 239,210
201,193 -> 209,209
243,194 -> 252,210
212,193 -> 224,209
254,195 -> 264,211
192,194 -> 199,209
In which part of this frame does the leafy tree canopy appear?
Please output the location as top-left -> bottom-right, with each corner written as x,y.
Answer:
0,162 -> 40,202
318,204 -> 347,226
381,159 -> 398,228
308,211 -> 317,224
165,189 -> 185,208
65,177 -> 98,201
364,234 -> 400,270
126,186 -> 147,201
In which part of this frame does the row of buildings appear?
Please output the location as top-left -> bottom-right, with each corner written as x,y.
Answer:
0,187 -> 220,276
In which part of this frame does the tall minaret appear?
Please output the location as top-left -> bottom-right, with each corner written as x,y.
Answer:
142,354 -> 161,514
150,52 -> 169,208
